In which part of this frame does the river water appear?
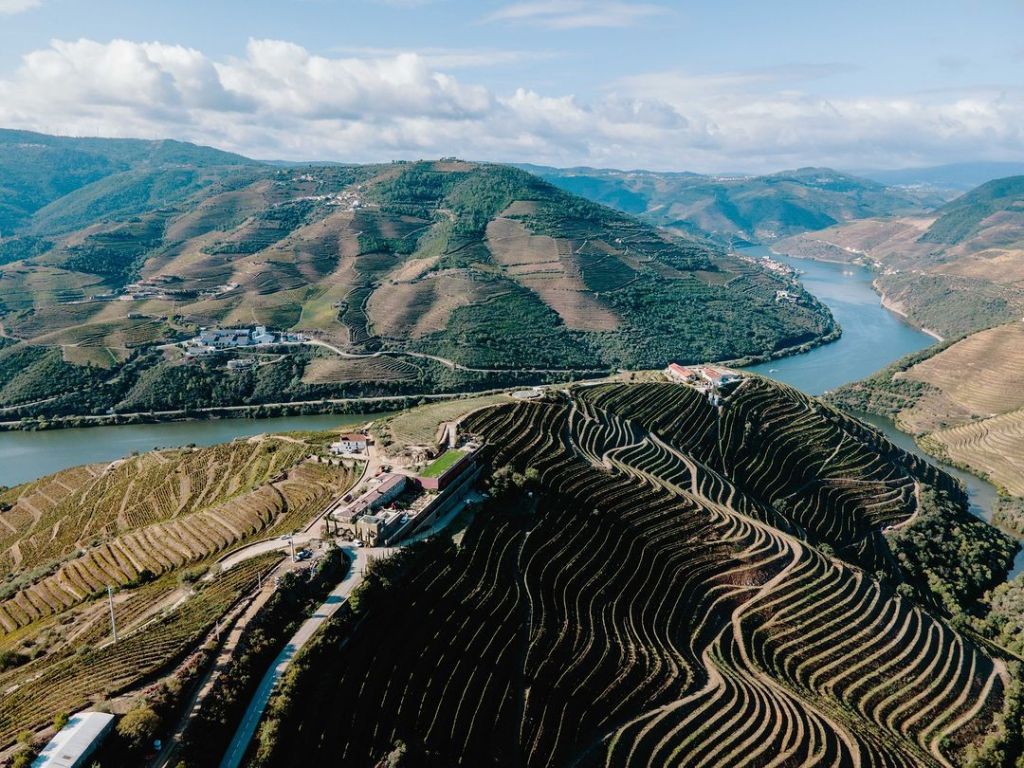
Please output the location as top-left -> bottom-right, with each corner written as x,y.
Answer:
0,245 -> 1017,572
737,246 -> 1022,577
0,412 -> 388,488
741,246 -> 936,394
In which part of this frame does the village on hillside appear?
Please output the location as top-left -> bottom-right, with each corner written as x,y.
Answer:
179,326 -> 307,357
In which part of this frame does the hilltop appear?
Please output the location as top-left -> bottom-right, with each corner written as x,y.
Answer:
251,379 -> 1023,768
0,135 -> 836,421
520,164 -> 942,246
0,128 -> 257,236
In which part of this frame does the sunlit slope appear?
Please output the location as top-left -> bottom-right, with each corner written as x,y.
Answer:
0,432 -> 358,747
832,322 -> 1024,496
257,380 -> 1018,768
523,164 -> 939,245
777,176 -> 1024,339
0,160 -> 836,415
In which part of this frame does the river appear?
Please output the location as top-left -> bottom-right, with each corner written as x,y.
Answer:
0,412 -> 390,488
741,246 -> 936,394
737,246 -> 1022,577
0,246 -> 1014,567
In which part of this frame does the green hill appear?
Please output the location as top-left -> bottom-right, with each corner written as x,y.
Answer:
521,164 -> 941,245
0,150 -> 836,419
920,175 -> 1024,245
0,129 -> 257,235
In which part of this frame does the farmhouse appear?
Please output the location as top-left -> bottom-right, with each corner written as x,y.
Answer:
33,711 -> 115,768
664,363 -> 743,391
700,366 -> 742,388
330,433 -> 369,455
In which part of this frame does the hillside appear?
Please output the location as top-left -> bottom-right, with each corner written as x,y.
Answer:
777,175 -> 1024,340
0,151 -> 836,420
522,164 -> 940,246
0,430 -> 360,749
0,129 -> 257,236
830,321 -> 1024,497
252,379 -> 1022,768
858,162 -> 1024,192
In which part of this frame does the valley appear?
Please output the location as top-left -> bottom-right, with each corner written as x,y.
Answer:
1,132 -> 1022,768
3,2 -> 1023,766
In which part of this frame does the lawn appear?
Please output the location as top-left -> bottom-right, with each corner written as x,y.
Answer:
420,449 -> 467,478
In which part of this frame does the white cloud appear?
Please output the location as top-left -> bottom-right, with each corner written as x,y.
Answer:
0,37 -> 1021,172
0,0 -> 41,14
482,1 -> 668,29
329,45 -> 554,70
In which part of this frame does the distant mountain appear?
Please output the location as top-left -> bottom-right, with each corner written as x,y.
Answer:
920,174 -> 1024,245
0,129 -> 258,235
776,174 -> 1024,338
519,164 -> 941,245
856,161 -> 1024,192
0,144 -> 834,419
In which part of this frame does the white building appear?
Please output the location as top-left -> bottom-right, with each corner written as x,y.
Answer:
330,433 -> 369,454
33,711 -> 115,768
252,326 -> 276,345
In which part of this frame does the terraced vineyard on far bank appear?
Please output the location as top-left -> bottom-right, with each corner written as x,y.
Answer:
0,432 -> 360,748
254,380 -> 1021,768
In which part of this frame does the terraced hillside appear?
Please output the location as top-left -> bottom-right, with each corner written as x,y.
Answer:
523,165 -> 941,246
830,322 -> 1024,498
0,432 -> 359,747
0,139 -> 835,418
254,380 -> 1020,768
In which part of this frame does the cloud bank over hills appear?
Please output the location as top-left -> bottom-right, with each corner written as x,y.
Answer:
0,35 -> 1021,172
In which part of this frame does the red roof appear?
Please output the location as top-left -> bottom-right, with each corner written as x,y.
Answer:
667,363 -> 696,378
338,433 -> 367,442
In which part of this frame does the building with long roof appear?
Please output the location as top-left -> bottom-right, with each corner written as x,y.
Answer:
33,711 -> 115,768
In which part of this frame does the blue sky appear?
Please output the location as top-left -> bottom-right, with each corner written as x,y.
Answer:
0,0 -> 1022,172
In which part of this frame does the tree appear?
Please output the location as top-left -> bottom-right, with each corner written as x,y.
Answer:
117,703 -> 161,748
53,711 -> 69,731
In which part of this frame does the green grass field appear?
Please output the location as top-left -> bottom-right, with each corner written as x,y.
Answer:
420,449 -> 467,478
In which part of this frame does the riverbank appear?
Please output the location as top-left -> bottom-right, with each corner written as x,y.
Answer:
739,247 -> 936,394
857,410 -> 1024,578
0,386 -> 524,433
875,283 -> 945,341
0,411 -> 397,488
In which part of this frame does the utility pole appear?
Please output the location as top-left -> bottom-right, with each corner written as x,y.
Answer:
289,535 -> 295,561
107,585 -> 118,643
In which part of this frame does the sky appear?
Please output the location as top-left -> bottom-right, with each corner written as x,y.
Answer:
0,0 -> 1022,173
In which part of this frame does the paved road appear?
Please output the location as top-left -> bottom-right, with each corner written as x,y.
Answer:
217,494 -> 479,768
217,545 -> 391,768
305,338 -> 608,375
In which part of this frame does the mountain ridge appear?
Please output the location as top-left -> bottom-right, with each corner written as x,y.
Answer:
0,140 -> 835,420
519,163 -> 945,246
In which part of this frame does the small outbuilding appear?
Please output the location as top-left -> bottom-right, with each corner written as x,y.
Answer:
33,711 -> 115,768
